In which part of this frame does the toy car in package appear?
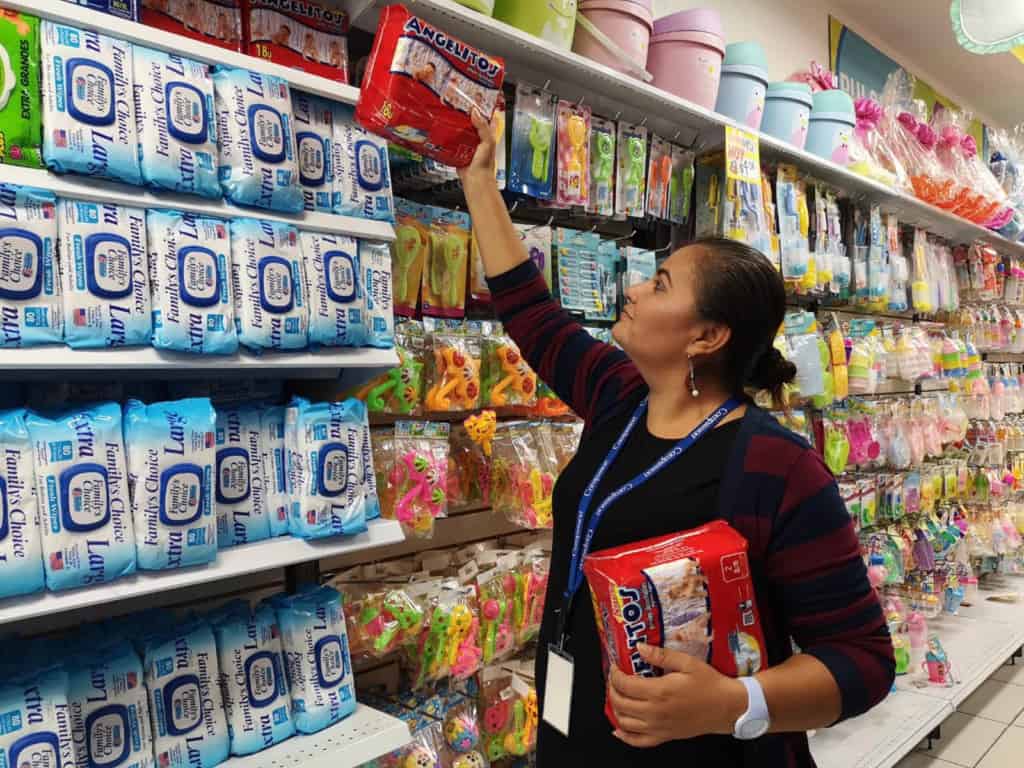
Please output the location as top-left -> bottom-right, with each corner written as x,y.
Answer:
583,520 -> 767,728
356,4 -> 505,167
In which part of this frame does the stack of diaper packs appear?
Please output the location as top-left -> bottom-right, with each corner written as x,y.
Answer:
0,182 -> 395,352
0,587 -> 357,768
0,394 -> 378,599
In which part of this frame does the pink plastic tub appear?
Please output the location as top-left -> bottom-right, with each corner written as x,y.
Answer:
647,8 -> 724,110
573,0 -> 653,77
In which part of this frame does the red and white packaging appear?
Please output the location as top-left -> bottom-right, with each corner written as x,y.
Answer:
141,0 -> 243,52
583,521 -> 767,727
356,4 -> 505,168
245,0 -> 350,83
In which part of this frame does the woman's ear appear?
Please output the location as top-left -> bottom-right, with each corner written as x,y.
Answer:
686,322 -> 732,358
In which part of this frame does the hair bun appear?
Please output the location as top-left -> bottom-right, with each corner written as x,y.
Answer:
747,347 -> 797,395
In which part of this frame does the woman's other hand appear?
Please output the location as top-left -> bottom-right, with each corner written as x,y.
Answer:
458,107 -> 499,189
607,643 -> 748,748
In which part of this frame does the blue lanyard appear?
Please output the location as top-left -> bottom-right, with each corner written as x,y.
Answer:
560,396 -> 742,640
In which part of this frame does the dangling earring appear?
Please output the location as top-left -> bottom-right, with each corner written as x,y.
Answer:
688,354 -> 699,398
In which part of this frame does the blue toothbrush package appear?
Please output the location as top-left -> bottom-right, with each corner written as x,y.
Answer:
0,408 -> 44,599
214,404 -> 270,548
301,231 -> 364,348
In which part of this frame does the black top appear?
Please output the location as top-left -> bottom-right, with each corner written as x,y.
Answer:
535,404 -> 744,766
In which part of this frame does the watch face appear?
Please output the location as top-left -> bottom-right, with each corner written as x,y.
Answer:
738,718 -> 770,740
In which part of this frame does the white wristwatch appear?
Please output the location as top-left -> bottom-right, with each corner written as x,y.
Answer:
733,676 -> 771,740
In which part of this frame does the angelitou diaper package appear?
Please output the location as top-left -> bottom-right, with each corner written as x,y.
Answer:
26,401 -> 137,591
301,231 -> 364,348
291,91 -> 333,213
260,405 -> 289,538
123,397 -> 218,570
143,621 -> 230,768
214,405 -> 270,548
147,209 -> 238,355
59,200 -> 151,349
211,602 -> 294,755
212,66 -> 303,212
0,669 -> 76,768
269,585 -> 355,734
67,641 -> 154,768
230,218 -> 308,352
359,240 -> 395,348
0,11 -> 43,168
0,183 -> 62,347
41,22 -> 143,185
331,103 -> 393,221
0,408 -> 44,599
133,47 -> 219,199
285,397 -> 370,540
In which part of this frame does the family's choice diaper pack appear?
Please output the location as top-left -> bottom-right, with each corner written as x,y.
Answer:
211,603 -> 294,755
41,22 -> 142,185
230,218 -> 308,351
332,103 -> 393,221
123,398 -> 218,570
133,48 -> 219,198
67,642 -> 154,768
0,12 -> 43,168
214,405 -> 270,548
59,200 -> 151,348
26,402 -> 136,591
0,669 -> 75,768
0,183 -> 62,347
359,241 -> 395,349
271,585 -> 355,734
143,621 -> 230,768
212,67 -> 303,213
291,92 -> 333,213
301,231 -> 363,348
147,210 -> 238,355
260,406 -> 289,538
0,408 -> 44,599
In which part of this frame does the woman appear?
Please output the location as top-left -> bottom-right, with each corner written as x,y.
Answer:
459,111 -> 894,766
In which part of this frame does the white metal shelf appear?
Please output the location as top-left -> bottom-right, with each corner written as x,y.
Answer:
9,0 -> 360,105
3,166 -> 395,242
348,0 -> 1024,257
223,704 -> 410,768
0,519 -> 405,627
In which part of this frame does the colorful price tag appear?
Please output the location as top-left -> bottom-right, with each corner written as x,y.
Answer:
725,125 -> 761,184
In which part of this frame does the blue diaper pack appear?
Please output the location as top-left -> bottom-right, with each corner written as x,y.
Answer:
301,231 -> 364,348
59,200 -> 151,348
359,241 -> 395,349
331,103 -> 393,221
214,404 -> 270,548
0,668 -> 75,768
123,397 -> 217,570
212,67 -> 303,213
133,47 -> 220,199
0,408 -> 44,599
260,405 -> 289,538
41,22 -> 142,185
147,209 -> 238,355
291,92 -> 333,213
26,401 -> 136,591
0,184 -> 62,347
230,218 -> 308,351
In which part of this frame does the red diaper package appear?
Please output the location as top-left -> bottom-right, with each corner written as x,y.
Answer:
356,4 -> 505,168
245,0 -> 350,83
141,0 -> 243,52
583,521 -> 767,727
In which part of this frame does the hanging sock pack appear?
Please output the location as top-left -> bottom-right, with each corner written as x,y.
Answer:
214,404 -> 270,548
0,408 -> 44,599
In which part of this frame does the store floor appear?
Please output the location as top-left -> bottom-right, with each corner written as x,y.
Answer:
896,658 -> 1024,768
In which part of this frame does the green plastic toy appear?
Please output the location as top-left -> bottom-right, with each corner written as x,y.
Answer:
529,117 -> 553,181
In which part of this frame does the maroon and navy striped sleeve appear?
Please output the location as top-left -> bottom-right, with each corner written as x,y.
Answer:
487,260 -> 644,427
760,443 -> 895,722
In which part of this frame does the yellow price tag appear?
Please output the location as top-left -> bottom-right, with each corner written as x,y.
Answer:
725,125 -> 761,184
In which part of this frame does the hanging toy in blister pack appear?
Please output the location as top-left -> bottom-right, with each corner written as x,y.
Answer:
422,208 -> 471,319
479,669 -> 537,763
532,379 -> 571,418
510,82 -> 557,199
385,420 -> 450,538
669,145 -> 695,226
645,134 -> 673,220
616,121 -> 648,217
481,325 -> 537,408
556,99 -> 591,207
425,326 -> 482,412
512,222 -> 553,291
476,565 -> 517,665
588,116 -> 616,217
516,550 -> 549,645
356,5 -> 505,167
490,422 -> 557,530
449,423 -> 491,511
357,322 -> 426,416
393,199 -> 431,317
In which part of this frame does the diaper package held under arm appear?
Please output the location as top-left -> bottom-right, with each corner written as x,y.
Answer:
359,240 -> 394,348
212,66 -> 303,212
144,621 -> 230,768
332,103 -> 394,221
133,47 -> 219,198
291,91 -> 333,213
123,397 -> 217,570
230,218 -> 308,351
0,183 -> 62,347
147,209 -> 238,355
301,231 -> 363,348
0,669 -> 75,768
59,199 -> 151,348
215,405 -> 270,548
0,12 -> 43,168
582,520 -> 767,729
260,405 -> 288,537
212,603 -> 294,754
41,22 -> 142,185
67,642 -> 154,768
285,397 -> 369,540
0,408 -> 44,599
270,585 -> 355,734
27,401 -> 136,591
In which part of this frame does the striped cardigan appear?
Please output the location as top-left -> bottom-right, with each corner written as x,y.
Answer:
489,260 -> 895,766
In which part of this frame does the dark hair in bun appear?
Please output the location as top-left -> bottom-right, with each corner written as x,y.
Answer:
691,237 -> 795,402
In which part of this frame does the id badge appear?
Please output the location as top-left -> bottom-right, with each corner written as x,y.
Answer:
543,644 -> 574,737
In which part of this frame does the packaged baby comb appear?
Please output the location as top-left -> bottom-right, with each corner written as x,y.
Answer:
509,81 -> 557,199
556,99 -> 591,208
